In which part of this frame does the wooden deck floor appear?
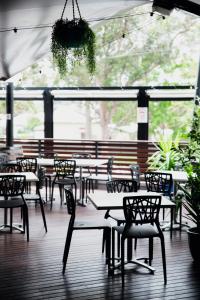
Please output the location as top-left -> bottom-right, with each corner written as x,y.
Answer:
0,191 -> 200,300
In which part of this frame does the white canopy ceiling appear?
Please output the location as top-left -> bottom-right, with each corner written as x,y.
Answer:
0,0 -> 199,81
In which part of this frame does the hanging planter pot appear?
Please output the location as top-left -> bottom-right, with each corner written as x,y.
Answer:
51,0 -> 96,78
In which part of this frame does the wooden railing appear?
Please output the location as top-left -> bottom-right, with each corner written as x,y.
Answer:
0,138 -> 158,176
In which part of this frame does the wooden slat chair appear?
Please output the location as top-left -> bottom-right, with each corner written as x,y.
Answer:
62,188 -> 111,274
112,195 -> 167,286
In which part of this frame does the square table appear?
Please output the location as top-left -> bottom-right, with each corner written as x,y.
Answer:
37,158 -> 108,206
87,190 -> 176,238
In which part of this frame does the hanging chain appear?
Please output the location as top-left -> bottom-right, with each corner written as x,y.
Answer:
60,0 -> 81,20
75,0 -> 82,19
61,0 -> 68,19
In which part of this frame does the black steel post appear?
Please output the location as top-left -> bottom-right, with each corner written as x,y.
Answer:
6,82 -> 14,148
137,88 -> 150,140
43,89 -> 54,138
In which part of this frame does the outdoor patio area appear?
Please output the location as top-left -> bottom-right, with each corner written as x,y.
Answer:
0,189 -> 199,300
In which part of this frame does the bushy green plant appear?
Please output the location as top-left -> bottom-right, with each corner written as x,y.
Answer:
178,162 -> 200,233
148,134 -> 181,170
176,106 -> 200,232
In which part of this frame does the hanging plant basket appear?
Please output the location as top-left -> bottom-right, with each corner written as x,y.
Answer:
51,0 -> 96,78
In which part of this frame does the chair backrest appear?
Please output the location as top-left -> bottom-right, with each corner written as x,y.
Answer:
0,163 -> 21,173
64,188 -> 76,217
144,172 -> 173,197
123,195 -> 161,225
107,157 -> 113,179
129,164 -> 140,188
54,159 -> 76,178
0,175 -> 26,197
16,157 -> 37,173
72,153 -> 92,159
106,179 -> 137,193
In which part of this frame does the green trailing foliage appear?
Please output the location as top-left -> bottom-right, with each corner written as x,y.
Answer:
147,134 -> 181,170
51,18 -> 96,78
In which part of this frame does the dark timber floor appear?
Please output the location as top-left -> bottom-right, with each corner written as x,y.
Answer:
0,188 -> 200,300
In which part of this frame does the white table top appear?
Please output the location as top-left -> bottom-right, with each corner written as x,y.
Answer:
87,190 -> 176,210
0,172 -> 38,182
37,158 -> 108,168
156,170 -> 188,183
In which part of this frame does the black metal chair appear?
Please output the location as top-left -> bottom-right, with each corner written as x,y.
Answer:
62,188 -> 111,274
144,172 -> 173,198
72,153 -> 92,200
16,157 -> 37,173
129,164 -> 141,189
144,171 -> 173,224
16,157 -> 37,193
51,159 -> 77,208
86,157 -> 114,193
104,179 -> 137,255
0,175 -> 29,241
112,195 -> 167,286
23,167 -> 47,232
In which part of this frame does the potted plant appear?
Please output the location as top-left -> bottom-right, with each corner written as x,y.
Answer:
51,0 -> 96,78
178,162 -> 200,262
176,106 -> 200,262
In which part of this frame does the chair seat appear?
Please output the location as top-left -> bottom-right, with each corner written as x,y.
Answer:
113,224 -> 159,238
74,219 -> 111,230
55,178 -> 76,185
0,198 -> 24,208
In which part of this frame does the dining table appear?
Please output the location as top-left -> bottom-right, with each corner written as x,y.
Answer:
87,190 -> 176,238
37,157 -> 108,206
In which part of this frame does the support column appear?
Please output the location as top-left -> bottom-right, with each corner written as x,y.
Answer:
195,57 -> 200,102
137,88 -> 150,140
6,82 -> 14,148
43,89 -> 54,138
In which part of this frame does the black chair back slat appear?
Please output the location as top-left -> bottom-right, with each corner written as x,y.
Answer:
144,172 -> 173,197
0,175 -> 26,197
106,179 -> 137,193
16,157 -> 37,173
123,195 -> 161,225
54,159 -> 76,179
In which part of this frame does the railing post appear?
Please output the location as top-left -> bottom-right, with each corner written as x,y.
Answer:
43,89 -> 54,138
38,139 -> 42,157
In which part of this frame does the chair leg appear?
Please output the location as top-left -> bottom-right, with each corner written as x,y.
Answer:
160,235 -> 167,284
149,237 -> 153,265
38,197 -> 47,232
121,237 -> 125,287
59,185 -> 64,205
10,208 -> 13,233
102,229 -> 106,253
112,228 -> 116,269
105,228 -> 111,270
23,204 -> 29,242
51,182 -> 55,210
63,228 -> 73,274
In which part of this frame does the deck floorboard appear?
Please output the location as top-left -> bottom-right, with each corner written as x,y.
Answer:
0,190 -> 199,300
